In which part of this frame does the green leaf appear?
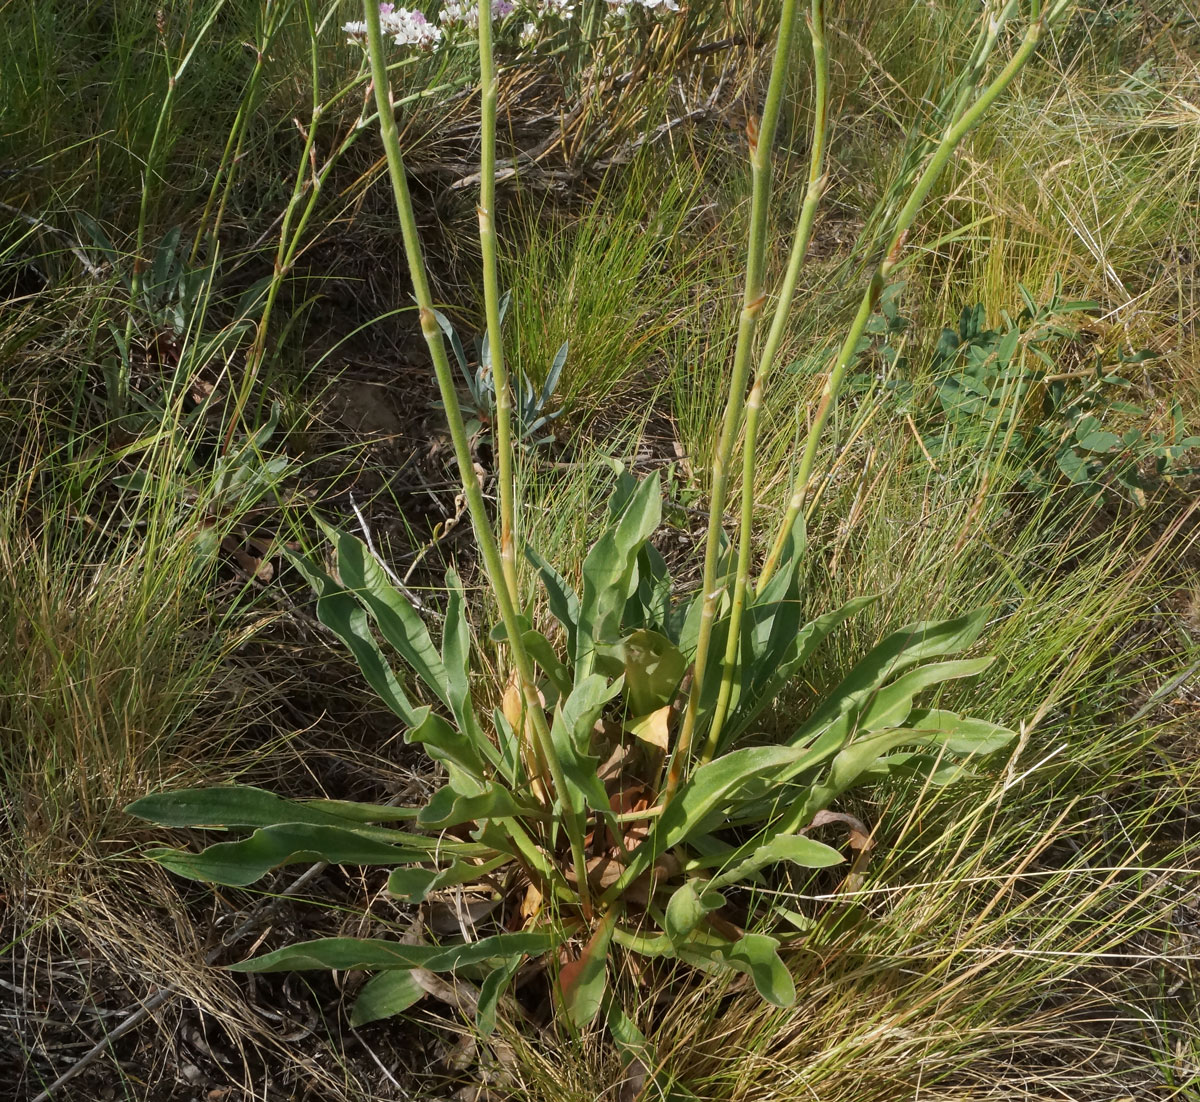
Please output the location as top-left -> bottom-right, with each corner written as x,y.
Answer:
476,956 -> 523,1036
387,854 -> 511,903
725,933 -> 795,1007
622,629 -> 687,717
854,658 -> 995,733
724,594 -> 876,749
604,1000 -> 699,1101
664,882 -> 724,943
325,524 -> 451,709
1076,422 -> 1121,453
415,784 -> 531,830
148,225 -> 182,298
126,785 -> 416,831
520,628 -> 572,698
288,551 -> 420,727
790,610 -> 990,750
229,930 -> 563,973
608,745 -> 818,900
145,824 -> 429,887
525,544 -> 580,660
550,674 -> 623,818
709,833 -> 844,891
406,707 -> 494,784
349,970 -> 425,1026
577,475 -> 661,677
906,708 -> 1015,754
631,542 -> 674,635
441,568 -> 488,757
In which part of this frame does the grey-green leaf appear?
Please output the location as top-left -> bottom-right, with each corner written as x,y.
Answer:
326,524 -> 450,709
229,930 -> 562,973
145,823 -> 429,887
349,970 -> 425,1026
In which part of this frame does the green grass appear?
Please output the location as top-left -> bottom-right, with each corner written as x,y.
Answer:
3,0 -> 1198,1098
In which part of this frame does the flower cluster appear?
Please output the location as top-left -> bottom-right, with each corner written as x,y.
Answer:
343,0 -> 677,53
439,0 -> 515,30
533,0 -> 575,18
605,0 -> 679,16
343,3 -> 442,49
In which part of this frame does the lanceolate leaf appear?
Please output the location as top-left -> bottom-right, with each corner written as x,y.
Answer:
577,474 -> 661,677
709,833 -> 845,891
558,908 -> 617,1029
288,551 -> 420,727
326,524 -> 451,710
387,854 -> 511,903
415,784 -> 533,830
604,1000 -> 700,1102
789,610 -> 991,750
550,674 -> 622,818
905,708 -> 1016,754
476,956 -> 523,1036
144,824 -> 429,887
350,970 -> 425,1026
406,707 -> 495,784
724,933 -> 795,1007
229,930 -> 563,973
126,786 -> 419,834
715,595 -> 877,752
606,745 -> 814,900
664,882 -> 724,943
853,657 -> 995,733
525,544 -> 581,660
441,568 -> 491,760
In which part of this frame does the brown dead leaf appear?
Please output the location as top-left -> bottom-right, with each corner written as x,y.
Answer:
806,809 -> 875,854
806,809 -> 876,892
220,534 -> 273,582
627,705 -> 672,755
519,882 -> 543,923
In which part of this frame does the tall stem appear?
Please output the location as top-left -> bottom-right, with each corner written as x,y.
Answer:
663,0 -> 801,805
757,4 -> 1050,593
701,0 -> 829,763
477,0 -> 520,604
363,1 -> 591,917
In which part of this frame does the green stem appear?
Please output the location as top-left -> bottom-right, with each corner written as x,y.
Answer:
363,2 -> 591,918
663,0 -> 801,805
757,4 -> 1051,593
477,0 -> 520,604
701,0 -> 829,764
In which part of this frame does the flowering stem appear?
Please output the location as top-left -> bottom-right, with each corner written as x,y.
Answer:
700,0 -> 830,764
477,0 -> 521,605
756,2 -> 1053,593
663,0 -> 801,806
362,0 -> 592,918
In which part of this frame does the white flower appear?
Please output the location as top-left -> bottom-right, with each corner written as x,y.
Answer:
521,20 -> 538,43
342,4 -> 442,49
603,0 -> 679,16
384,6 -> 443,47
440,0 -> 514,28
536,0 -> 575,18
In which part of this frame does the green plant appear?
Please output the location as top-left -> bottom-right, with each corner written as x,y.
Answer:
112,402 -> 292,574
928,283 -> 1200,503
435,291 -> 568,445
77,220 -> 265,424
127,0 -> 1072,1068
